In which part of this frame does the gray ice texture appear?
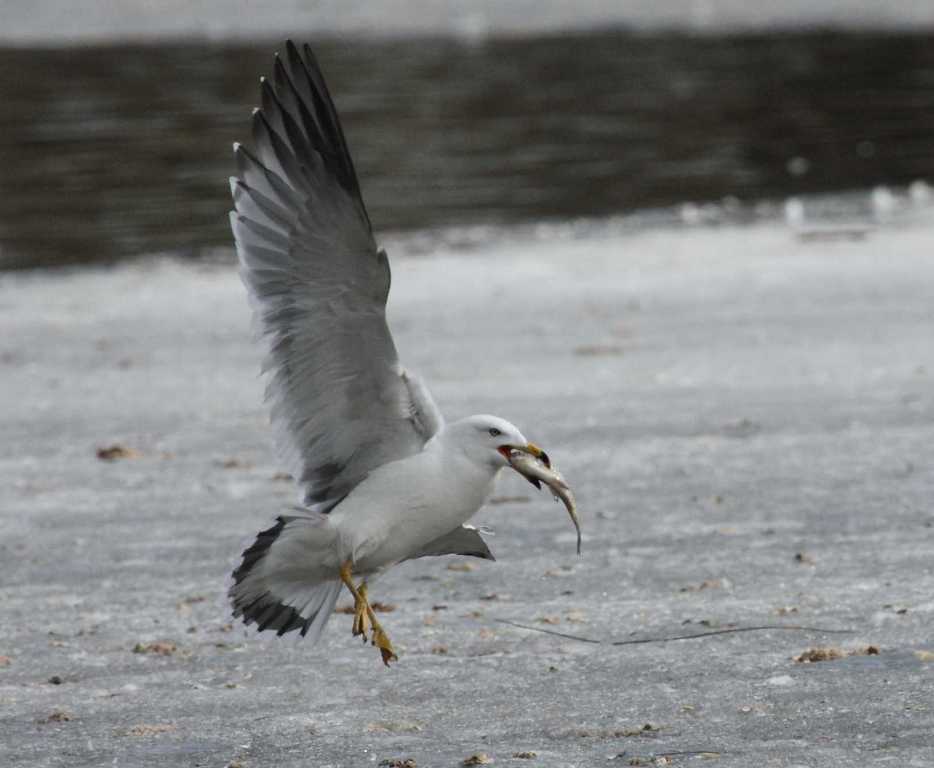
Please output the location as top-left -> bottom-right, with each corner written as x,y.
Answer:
2,209 -> 934,766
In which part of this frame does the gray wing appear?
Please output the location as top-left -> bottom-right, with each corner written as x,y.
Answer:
412,525 -> 495,561
229,41 -> 443,511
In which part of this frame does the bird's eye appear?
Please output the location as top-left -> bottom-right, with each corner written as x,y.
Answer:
488,427 -> 501,437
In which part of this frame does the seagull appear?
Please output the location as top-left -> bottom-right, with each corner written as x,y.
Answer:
227,41 -> 567,666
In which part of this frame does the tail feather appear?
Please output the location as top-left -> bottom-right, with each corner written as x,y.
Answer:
230,514 -> 342,642
300,580 -> 342,641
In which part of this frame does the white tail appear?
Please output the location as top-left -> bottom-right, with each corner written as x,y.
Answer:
230,513 -> 342,642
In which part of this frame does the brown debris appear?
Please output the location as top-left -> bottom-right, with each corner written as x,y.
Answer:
271,472 -> 293,481
794,647 -> 844,663
132,641 -> 177,656
679,578 -> 730,593
794,552 -> 815,565
367,720 -> 424,733
544,565 -> 575,578
794,645 -> 879,663
379,760 -> 417,768
463,754 -> 493,766
125,723 -> 176,737
176,595 -> 206,615
217,457 -> 252,469
431,645 -> 449,655
178,595 -> 206,605
574,344 -> 623,356
0,655 -> 10,667
513,752 -> 537,760
562,725 -> 659,739
96,444 -> 141,461
44,710 -> 73,723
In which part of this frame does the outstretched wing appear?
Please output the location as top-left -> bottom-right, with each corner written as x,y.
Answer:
230,41 -> 443,511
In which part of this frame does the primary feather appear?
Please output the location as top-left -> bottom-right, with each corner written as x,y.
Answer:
229,41 -> 443,512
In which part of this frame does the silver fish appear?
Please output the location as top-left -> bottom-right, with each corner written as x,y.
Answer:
507,451 -> 581,555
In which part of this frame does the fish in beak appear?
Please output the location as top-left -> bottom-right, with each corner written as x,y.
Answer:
498,442 -> 549,487
499,443 -> 581,555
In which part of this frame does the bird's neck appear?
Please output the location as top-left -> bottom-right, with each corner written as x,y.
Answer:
428,427 -> 502,479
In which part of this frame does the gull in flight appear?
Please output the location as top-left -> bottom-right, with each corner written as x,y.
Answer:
228,41 -> 579,665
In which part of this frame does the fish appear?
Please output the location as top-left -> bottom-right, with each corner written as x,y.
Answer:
507,450 -> 581,555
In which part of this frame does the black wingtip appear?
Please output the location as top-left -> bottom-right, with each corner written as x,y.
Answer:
229,516 -> 316,638
231,516 -> 286,585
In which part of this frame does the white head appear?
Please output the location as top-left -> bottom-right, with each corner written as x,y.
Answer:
443,414 -> 548,469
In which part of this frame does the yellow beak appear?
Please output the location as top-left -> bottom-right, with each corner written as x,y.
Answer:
515,441 -> 550,467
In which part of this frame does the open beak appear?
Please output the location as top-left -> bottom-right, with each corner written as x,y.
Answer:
497,442 -> 550,467
498,442 -> 550,489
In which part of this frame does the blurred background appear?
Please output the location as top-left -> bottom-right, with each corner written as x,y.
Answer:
1,0 -> 933,269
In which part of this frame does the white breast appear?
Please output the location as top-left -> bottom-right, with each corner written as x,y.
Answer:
330,443 -> 500,574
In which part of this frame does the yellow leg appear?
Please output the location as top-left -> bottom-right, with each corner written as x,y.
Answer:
365,603 -> 397,667
339,561 -> 398,667
352,582 -> 371,640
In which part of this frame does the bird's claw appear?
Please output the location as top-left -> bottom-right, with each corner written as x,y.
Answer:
339,563 -> 397,666
351,582 -> 371,640
372,627 -> 398,666
352,603 -> 370,639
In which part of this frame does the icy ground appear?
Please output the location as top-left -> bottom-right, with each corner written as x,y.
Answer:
2,213 -> 934,767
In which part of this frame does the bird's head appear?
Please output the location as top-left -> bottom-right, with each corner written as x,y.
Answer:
451,414 -> 550,471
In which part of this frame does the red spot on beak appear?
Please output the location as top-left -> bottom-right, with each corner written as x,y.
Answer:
497,445 -> 513,460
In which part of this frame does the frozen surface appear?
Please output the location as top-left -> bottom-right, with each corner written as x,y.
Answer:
2,216 -> 934,767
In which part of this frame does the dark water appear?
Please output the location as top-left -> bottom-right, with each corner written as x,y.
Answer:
1,31 -> 933,269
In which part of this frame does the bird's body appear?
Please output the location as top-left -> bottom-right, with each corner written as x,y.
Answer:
334,427 -> 500,573
227,42 -> 574,665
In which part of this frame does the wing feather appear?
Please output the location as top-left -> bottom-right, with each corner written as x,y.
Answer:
412,525 -> 496,561
230,41 -> 443,510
